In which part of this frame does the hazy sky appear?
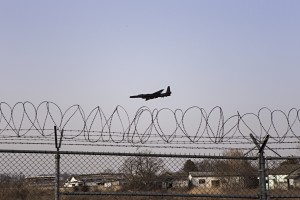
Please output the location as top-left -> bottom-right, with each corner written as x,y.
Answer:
1,0 -> 300,114
1,0 -> 300,154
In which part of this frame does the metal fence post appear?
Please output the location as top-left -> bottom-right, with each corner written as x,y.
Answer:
54,126 -> 63,200
258,135 -> 269,200
250,133 -> 269,200
55,148 -> 60,200
259,150 -> 267,200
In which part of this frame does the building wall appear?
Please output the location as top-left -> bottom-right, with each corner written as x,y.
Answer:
191,177 -> 220,188
267,175 -> 288,190
191,176 -> 244,189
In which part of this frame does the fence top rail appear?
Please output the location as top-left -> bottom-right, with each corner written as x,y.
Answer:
0,149 -> 258,160
266,156 -> 300,160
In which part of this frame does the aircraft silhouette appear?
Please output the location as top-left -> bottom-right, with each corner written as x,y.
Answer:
130,86 -> 171,101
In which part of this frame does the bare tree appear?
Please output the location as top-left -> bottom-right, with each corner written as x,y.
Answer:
218,149 -> 258,189
120,151 -> 164,190
183,159 -> 198,173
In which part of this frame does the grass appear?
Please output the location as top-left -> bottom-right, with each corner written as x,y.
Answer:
0,184 -> 299,200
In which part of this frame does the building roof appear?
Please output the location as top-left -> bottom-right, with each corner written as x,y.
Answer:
189,171 -> 214,177
25,175 -> 56,185
189,171 -> 252,177
26,175 -> 55,179
160,173 -> 188,181
269,164 -> 300,175
286,167 -> 300,179
66,173 -> 125,182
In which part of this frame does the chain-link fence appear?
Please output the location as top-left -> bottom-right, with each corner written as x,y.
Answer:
1,103 -> 300,199
0,150 -> 55,200
1,149 -> 299,200
265,157 -> 300,199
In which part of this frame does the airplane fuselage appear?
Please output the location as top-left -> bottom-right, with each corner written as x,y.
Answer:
130,86 -> 171,101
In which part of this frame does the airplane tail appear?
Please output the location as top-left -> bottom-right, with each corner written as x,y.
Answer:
160,86 -> 171,97
166,86 -> 171,94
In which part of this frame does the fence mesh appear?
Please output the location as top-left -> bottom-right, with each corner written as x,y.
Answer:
0,152 -> 54,200
2,103 -> 300,199
266,157 -> 300,199
1,150 -> 300,200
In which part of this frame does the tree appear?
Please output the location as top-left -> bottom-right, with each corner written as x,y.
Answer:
120,151 -> 164,190
183,159 -> 198,173
280,158 -> 300,166
196,159 -> 223,172
219,149 -> 258,189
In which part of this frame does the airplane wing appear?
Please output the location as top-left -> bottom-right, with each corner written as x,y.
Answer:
152,89 -> 164,96
129,94 -> 145,98
143,89 -> 164,100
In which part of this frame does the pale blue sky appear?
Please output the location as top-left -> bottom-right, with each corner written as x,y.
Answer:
1,0 -> 300,115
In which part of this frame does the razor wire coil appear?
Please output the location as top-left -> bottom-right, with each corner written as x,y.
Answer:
1,101 -> 300,146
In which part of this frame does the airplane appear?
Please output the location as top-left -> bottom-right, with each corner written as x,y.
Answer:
130,86 -> 171,101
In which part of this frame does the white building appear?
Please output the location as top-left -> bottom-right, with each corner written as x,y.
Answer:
64,173 -> 125,188
188,171 -> 246,189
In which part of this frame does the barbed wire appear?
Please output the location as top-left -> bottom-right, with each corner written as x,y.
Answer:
0,101 -> 300,146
